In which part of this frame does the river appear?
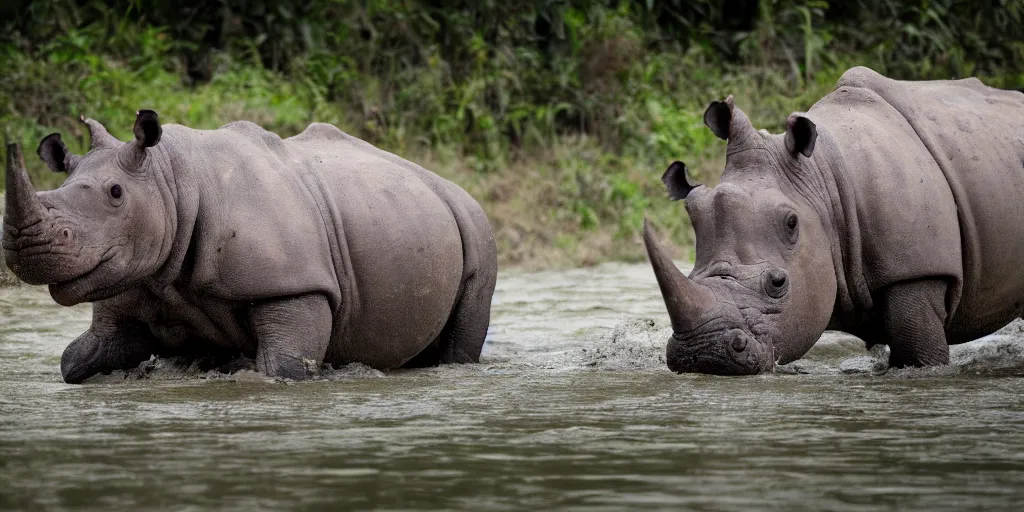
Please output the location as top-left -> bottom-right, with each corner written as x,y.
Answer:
2,262 -> 1024,510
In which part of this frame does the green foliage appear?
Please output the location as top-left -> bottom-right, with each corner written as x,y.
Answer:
1,0 -> 1021,266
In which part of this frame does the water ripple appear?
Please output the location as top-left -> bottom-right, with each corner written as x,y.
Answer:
3,263 -> 1024,510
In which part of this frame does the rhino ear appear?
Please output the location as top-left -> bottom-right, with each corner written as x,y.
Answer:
661,161 -> 698,200
133,110 -> 162,148
37,133 -> 73,173
784,113 -> 817,157
703,95 -> 735,141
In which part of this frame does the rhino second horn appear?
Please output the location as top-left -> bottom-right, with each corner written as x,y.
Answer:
4,143 -> 48,229
642,219 -> 718,333
79,115 -> 122,150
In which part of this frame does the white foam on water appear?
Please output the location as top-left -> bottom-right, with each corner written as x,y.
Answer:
574,317 -> 1024,378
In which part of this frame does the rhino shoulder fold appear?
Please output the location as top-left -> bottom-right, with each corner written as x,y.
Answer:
836,66 -> 890,92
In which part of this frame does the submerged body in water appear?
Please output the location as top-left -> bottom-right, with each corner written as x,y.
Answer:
3,263 -> 1024,509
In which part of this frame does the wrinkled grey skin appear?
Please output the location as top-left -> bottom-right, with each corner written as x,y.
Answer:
3,112 -> 497,383
644,66 -> 1024,375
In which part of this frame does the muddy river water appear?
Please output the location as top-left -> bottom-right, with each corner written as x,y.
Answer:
2,262 -> 1024,510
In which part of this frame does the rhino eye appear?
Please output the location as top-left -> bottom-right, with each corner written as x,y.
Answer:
107,183 -> 124,207
781,211 -> 799,245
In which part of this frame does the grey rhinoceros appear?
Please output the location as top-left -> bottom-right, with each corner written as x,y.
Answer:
644,66 -> 1024,375
2,112 -> 497,383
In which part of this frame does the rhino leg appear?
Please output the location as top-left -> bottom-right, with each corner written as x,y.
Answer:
250,294 -> 332,380
61,314 -> 155,384
440,269 -> 497,364
405,266 -> 497,368
881,279 -> 951,368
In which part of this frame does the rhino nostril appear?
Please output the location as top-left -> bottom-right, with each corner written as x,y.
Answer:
731,334 -> 747,352
764,268 -> 789,298
61,229 -> 71,239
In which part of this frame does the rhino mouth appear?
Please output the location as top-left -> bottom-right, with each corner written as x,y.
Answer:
666,328 -> 775,375
47,249 -> 118,306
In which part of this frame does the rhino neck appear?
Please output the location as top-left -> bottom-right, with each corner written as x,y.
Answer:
775,124 -> 872,328
144,133 -> 202,291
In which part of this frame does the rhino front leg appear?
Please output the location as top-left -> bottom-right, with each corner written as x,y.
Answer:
881,279 -> 950,368
250,294 -> 332,380
61,314 -> 155,384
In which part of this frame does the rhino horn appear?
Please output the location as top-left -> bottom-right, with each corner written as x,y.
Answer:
79,114 -> 121,150
642,219 -> 718,333
4,143 -> 48,229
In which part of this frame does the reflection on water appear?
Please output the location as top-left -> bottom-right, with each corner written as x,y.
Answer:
3,263 -> 1024,510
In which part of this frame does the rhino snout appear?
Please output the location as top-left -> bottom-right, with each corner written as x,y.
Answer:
2,223 -> 89,285
666,329 -> 773,375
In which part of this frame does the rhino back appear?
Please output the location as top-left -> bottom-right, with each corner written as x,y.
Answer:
819,67 -> 1024,337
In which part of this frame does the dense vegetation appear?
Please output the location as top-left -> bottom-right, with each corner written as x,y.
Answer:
2,0 -> 1022,269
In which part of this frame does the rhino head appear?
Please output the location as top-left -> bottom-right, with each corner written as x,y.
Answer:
2,111 -> 173,306
645,96 -> 838,375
